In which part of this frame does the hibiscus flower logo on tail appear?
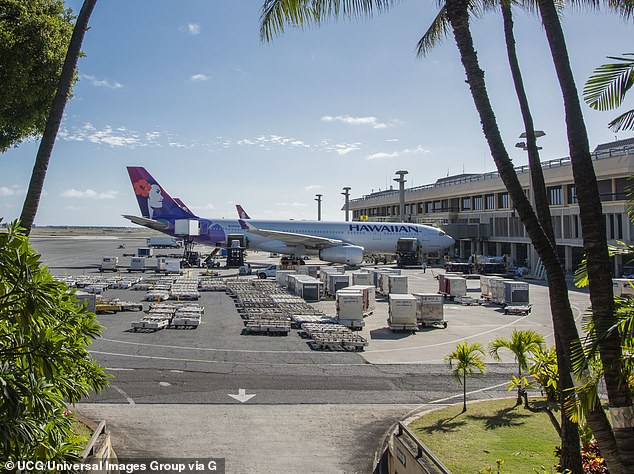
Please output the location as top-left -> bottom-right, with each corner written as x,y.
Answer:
134,179 -> 152,197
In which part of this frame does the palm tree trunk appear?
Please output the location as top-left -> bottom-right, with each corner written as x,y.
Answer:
19,0 -> 98,234
443,0 -> 582,470
500,3 -> 554,244
463,372 -> 467,413
536,0 -> 634,469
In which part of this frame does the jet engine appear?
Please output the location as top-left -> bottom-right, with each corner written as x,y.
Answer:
319,245 -> 364,265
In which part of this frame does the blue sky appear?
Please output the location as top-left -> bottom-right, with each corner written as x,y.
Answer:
1,0 -> 633,226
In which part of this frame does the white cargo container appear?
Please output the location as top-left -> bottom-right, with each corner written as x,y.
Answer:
388,275 -> 408,295
613,279 -> 634,297
480,275 -> 505,298
351,271 -> 372,286
158,257 -> 181,274
335,290 -> 365,329
175,219 -> 200,236
439,276 -> 467,299
296,277 -> 323,302
412,293 -> 446,328
503,281 -> 529,305
490,279 -> 515,304
276,270 -> 295,287
347,285 -> 376,314
327,273 -> 350,296
147,236 -> 180,248
100,256 -> 118,272
74,291 -> 96,313
388,294 -> 418,331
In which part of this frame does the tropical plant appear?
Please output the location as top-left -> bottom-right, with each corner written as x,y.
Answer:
489,329 -> 545,404
0,221 -> 108,465
19,0 -> 98,233
584,54 -> 634,132
445,341 -> 487,412
0,0 -> 75,152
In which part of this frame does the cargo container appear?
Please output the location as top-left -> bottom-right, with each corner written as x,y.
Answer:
489,278 -> 516,304
503,281 -> 529,305
613,279 -> 634,298
351,271 -> 372,286
137,247 -> 153,257
438,275 -> 467,298
147,236 -> 180,248
327,273 -> 350,296
74,291 -> 96,313
287,274 -> 323,302
100,256 -> 118,272
276,270 -> 295,287
388,275 -> 408,295
480,275 -> 505,298
388,294 -> 418,332
412,293 -> 446,327
370,268 -> 401,288
339,285 -> 375,315
336,290 -> 365,328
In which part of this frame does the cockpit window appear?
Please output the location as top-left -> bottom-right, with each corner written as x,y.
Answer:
438,231 -> 446,236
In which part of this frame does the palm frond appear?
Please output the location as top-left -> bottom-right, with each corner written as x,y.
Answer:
583,54 -> 634,111
416,5 -> 450,58
260,0 -> 397,42
608,108 -> 634,132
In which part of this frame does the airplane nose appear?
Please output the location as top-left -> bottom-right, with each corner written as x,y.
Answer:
446,235 -> 455,247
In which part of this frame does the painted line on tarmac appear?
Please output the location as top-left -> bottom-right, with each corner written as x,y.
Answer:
91,350 -> 369,367
110,384 -> 135,405
427,382 -> 508,404
366,315 -> 529,353
98,338 -> 331,355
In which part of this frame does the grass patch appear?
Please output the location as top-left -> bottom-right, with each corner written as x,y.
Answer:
408,398 -> 560,473
70,419 -> 93,449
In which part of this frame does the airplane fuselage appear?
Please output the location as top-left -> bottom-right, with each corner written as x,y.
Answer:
159,218 -> 454,256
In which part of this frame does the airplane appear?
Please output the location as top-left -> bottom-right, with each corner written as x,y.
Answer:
124,167 -> 455,265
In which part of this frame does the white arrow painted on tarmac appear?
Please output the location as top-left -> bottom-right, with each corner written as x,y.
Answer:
228,388 -> 256,403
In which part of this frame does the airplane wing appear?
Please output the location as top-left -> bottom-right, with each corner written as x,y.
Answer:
239,220 -> 343,249
122,214 -> 169,231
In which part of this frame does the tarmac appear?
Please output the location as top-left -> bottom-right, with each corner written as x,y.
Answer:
29,232 -> 590,472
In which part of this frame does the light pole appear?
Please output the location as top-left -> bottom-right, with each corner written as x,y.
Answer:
341,187 -> 351,222
394,170 -> 408,222
315,194 -> 322,221
515,131 -> 545,274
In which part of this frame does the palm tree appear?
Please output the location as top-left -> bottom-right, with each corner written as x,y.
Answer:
19,0 -> 98,233
535,0 -> 634,467
445,341 -> 487,412
584,53 -> 634,132
489,329 -> 544,405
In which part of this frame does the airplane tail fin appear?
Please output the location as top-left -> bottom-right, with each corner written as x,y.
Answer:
236,204 -> 251,219
174,198 -> 197,216
127,166 -> 195,220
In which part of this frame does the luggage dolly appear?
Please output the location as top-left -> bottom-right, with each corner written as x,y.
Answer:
504,304 -> 532,316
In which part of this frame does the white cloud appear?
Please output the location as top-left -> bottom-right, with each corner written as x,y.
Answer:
187,23 -> 200,35
385,138 -> 399,142
305,184 -> 321,190
321,115 -> 388,129
191,74 -> 209,81
334,143 -> 361,155
59,123 -> 142,147
366,145 -> 429,161
275,202 -> 308,207
190,203 -> 215,210
61,189 -> 118,200
0,185 -> 24,197
79,74 -> 123,89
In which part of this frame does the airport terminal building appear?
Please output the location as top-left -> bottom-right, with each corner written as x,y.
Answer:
348,139 -> 634,276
